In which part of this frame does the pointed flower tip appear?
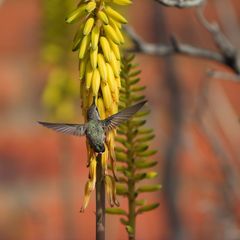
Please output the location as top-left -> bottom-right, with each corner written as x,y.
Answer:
114,199 -> 120,207
80,207 -> 85,213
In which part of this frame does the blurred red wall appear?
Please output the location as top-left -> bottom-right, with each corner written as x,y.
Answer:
0,0 -> 240,240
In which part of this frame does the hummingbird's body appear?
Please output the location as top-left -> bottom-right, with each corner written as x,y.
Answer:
86,120 -> 105,153
38,100 -> 147,154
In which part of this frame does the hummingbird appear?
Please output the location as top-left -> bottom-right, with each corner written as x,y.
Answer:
38,100 -> 147,153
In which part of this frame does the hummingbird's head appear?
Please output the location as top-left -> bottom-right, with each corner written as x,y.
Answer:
87,98 -> 100,121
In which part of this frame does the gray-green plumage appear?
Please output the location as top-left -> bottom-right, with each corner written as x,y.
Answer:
86,120 -> 105,153
38,100 -> 147,153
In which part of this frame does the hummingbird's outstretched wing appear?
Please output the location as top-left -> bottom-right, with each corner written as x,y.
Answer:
102,100 -> 147,132
38,122 -> 87,136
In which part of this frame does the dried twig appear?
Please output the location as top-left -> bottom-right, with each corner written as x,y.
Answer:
155,0 -> 204,8
197,4 -> 235,58
124,26 -> 223,62
125,2 -> 240,80
214,0 -> 240,46
197,3 -> 240,74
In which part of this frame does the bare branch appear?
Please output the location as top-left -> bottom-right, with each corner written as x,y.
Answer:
155,0 -> 204,8
197,3 -> 235,58
125,3 -> 240,80
214,0 -> 240,46
124,25 -> 224,63
196,2 -> 240,75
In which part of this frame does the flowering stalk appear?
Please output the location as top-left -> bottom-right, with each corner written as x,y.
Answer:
96,154 -> 105,240
66,1 -> 132,238
106,55 -> 161,240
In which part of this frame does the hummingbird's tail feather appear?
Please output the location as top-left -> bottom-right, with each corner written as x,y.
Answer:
38,121 -> 87,136
101,100 -> 147,132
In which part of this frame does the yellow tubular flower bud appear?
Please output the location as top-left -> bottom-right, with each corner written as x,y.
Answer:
101,82 -> 112,110
66,4 -> 87,24
109,175 -> 119,206
106,63 -> 117,93
97,53 -> 108,82
97,97 -> 106,119
100,37 -> 111,62
112,0 -> 132,5
83,17 -> 95,35
111,87 -> 119,103
108,16 -> 121,29
91,25 -> 100,50
85,1 -> 96,13
89,158 -> 97,184
109,51 -> 120,77
103,25 -> 121,45
107,131 -> 115,151
108,137 -> 118,181
109,18 -> 122,29
85,62 -> 93,89
111,102 -> 118,114
88,90 -> 94,107
80,180 -> 95,212
105,175 -> 114,207
90,46 -> 98,69
97,10 -> 109,25
116,76 -> 121,88
79,34 -> 90,59
82,82 -> 88,107
108,39 -> 121,60
72,27 -> 83,51
86,142 -> 93,167
106,132 -> 111,146
101,148 -> 108,174
79,58 -> 87,80
104,6 -> 127,24
92,68 -> 101,96
111,23 -> 124,44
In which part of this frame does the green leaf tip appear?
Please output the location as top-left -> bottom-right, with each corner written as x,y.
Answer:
137,184 -> 162,193
136,203 -> 160,215
106,208 -> 128,216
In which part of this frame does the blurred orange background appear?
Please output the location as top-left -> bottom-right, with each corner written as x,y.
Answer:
0,0 -> 240,239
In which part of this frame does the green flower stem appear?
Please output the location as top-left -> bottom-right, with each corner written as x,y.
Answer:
125,66 -> 136,240
112,55 -> 160,239
128,177 -> 136,240
126,126 -> 136,240
96,154 -> 105,240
